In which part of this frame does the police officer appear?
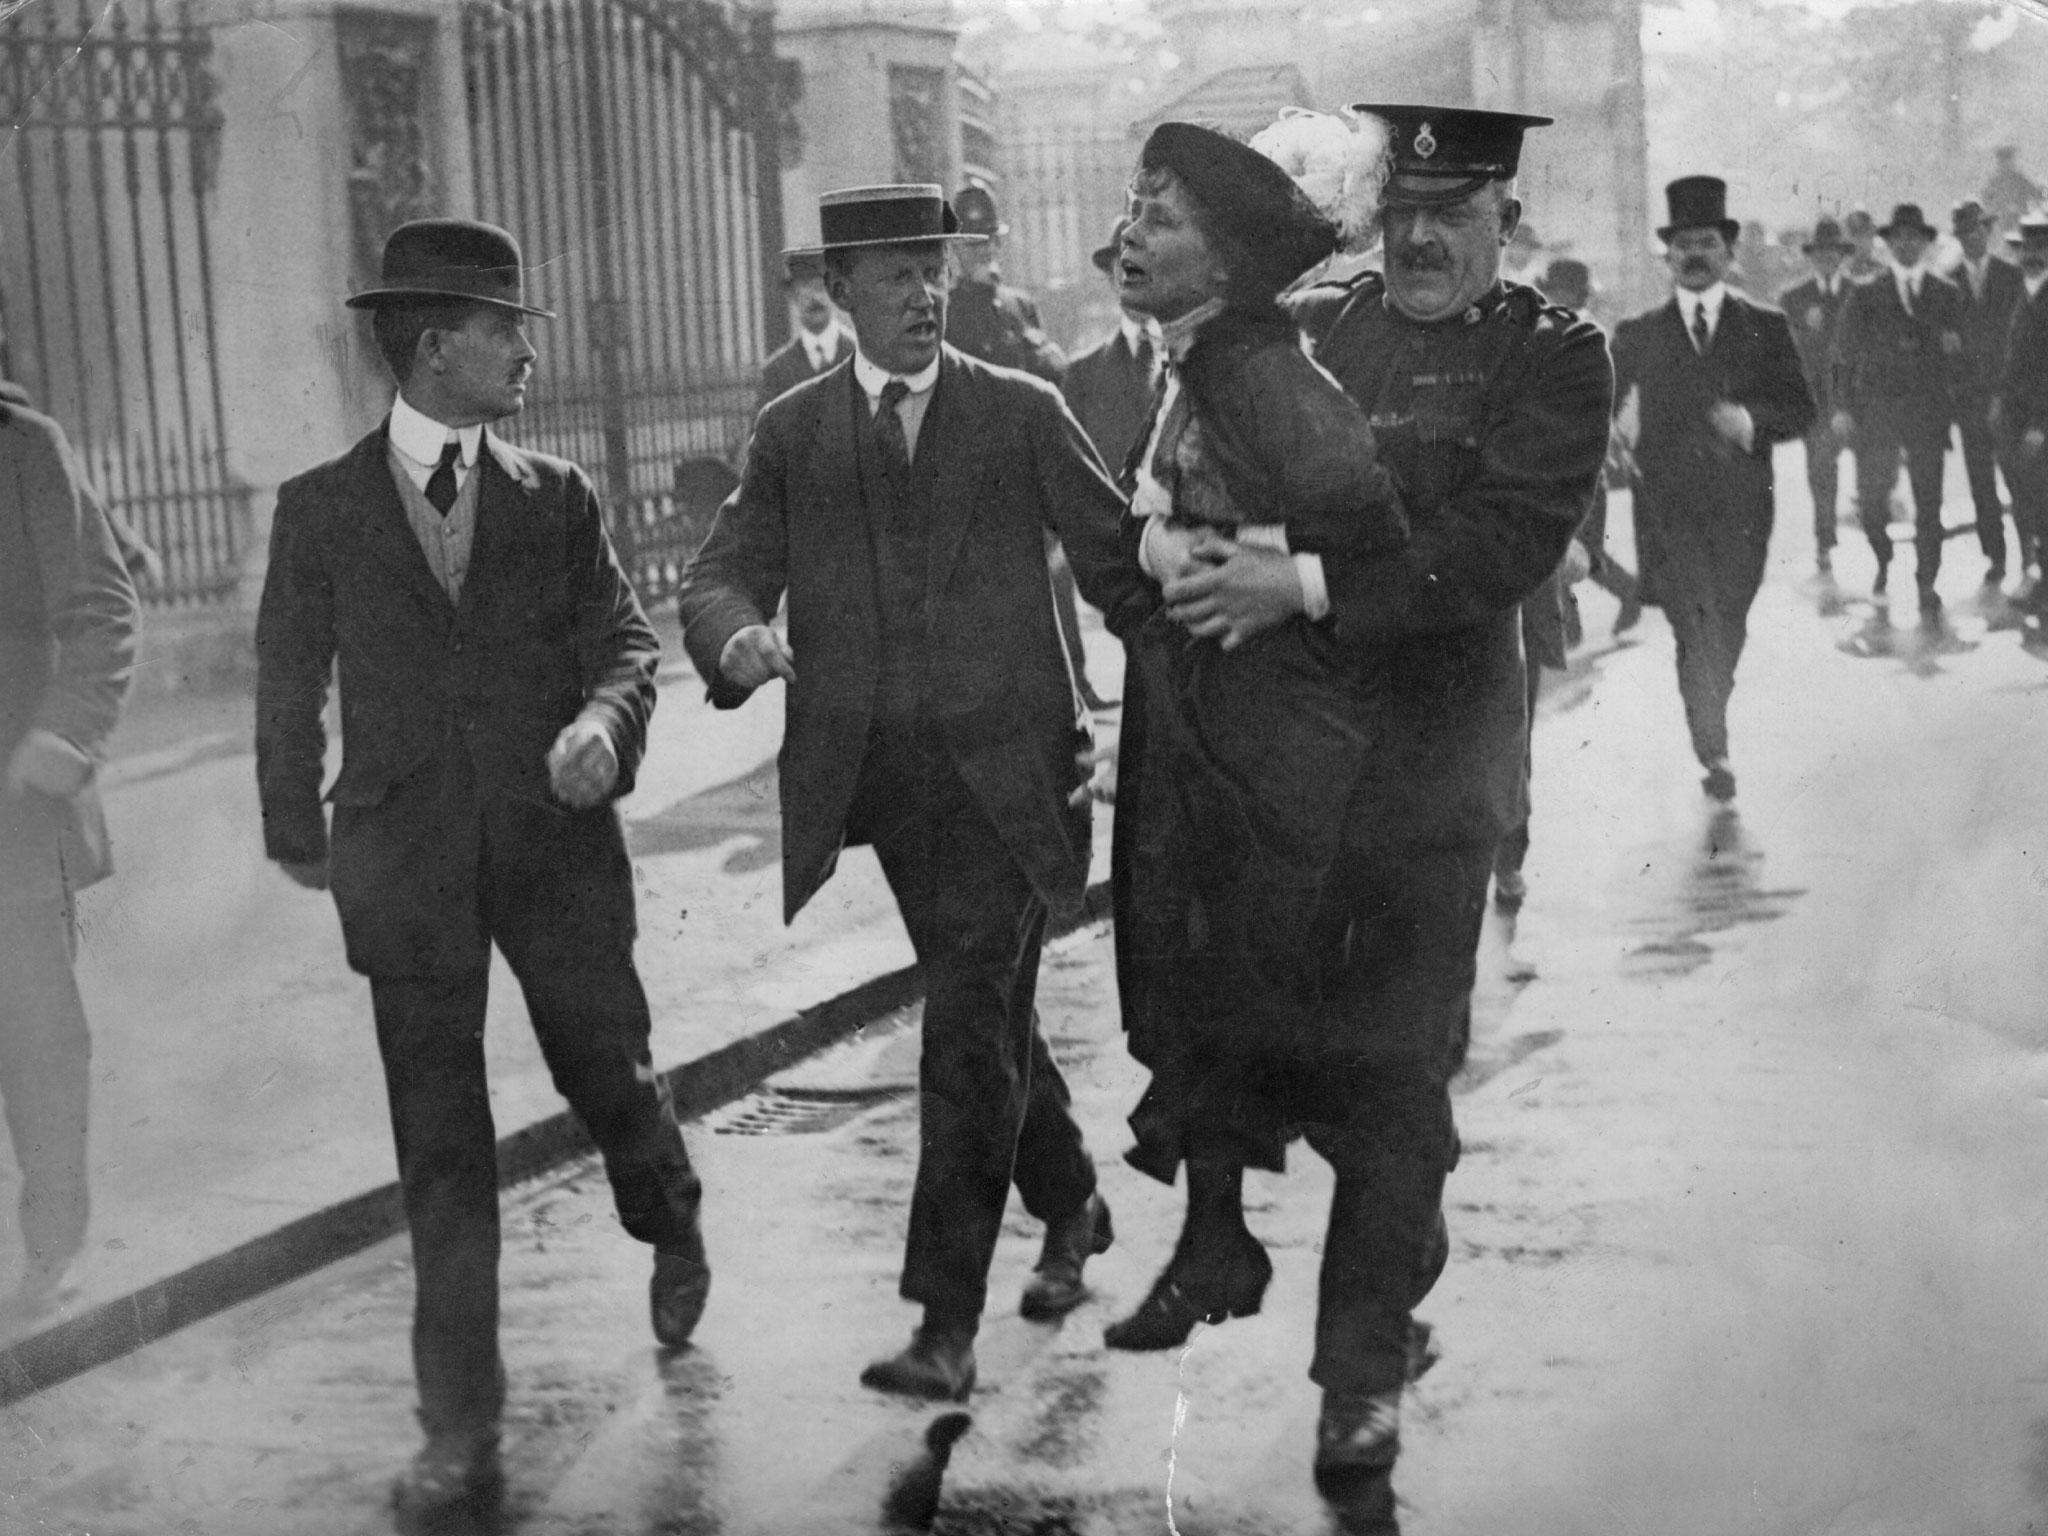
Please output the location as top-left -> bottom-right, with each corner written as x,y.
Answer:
1161,104 -> 1612,1525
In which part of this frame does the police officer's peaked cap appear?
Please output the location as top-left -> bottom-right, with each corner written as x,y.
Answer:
1350,104 -> 1552,207
1657,177 -> 1740,244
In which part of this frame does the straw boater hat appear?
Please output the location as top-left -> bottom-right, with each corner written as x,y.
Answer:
345,218 -> 554,317
785,185 -> 986,257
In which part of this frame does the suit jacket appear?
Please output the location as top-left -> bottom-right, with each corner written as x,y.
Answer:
947,278 -> 1067,382
757,330 -> 848,413
0,404 -> 137,897
255,424 -> 658,969
1777,275 -> 1853,420
1833,269 -> 1967,427
1060,328 -> 1157,476
2002,285 -> 2048,445
676,346 -> 1152,923
1945,254 -> 2027,402
1290,275 -> 1613,850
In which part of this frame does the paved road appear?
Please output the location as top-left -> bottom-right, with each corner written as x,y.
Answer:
15,456 -> 2048,1532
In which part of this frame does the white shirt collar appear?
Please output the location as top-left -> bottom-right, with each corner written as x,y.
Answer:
800,320 -> 845,369
390,392 -> 482,470
1120,313 -> 1160,354
851,346 -> 940,402
2027,269 -> 2048,298
1676,282 -> 1726,324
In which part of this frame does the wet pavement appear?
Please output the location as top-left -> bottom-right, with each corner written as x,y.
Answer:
14,458 -> 2048,1530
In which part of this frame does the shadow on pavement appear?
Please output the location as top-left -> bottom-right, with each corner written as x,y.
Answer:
1623,807 -> 1805,981
629,758 -> 783,873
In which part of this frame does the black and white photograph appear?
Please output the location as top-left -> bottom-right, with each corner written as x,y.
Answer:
4,0 -> 2048,1530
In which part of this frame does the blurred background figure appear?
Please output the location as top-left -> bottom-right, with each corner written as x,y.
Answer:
1059,219 -> 1161,483
1982,145 -> 2044,237
1944,198 -> 2028,591
757,253 -> 851,412
1777,216 -> 1857,577
1842,207 -> 1886,283
2004,213 -> 2048,615
0,392 -> 139,1325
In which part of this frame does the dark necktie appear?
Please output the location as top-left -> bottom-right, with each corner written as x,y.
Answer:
1691,303 -> 1711,355
1132,332 -> 1156,383
425,439 -> 462,515
875,379 -> 912,480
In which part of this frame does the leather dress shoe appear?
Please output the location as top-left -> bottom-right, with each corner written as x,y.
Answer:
651,1227 -> 711,1349
1700,760 -> 1736,803
1102,1231 -> 1272,1351
1020,1193 -> 1113,1319
391,1427 -> 503,1531
861,1318 -> 977,1402
1312,1387 -> 1402,1515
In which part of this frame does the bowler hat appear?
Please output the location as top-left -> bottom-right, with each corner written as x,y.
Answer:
954,184 -> 1009,239
786,185 -> 983,257
1091,217 -> 1128,275
1139,122 -> 1337,297
1877,203 -> 1937,241
1951,198 -> 1992,233
345,219 -> 555,317
1802,216 -> 1853,255
1352,104 -> 1552,207
1657,176 -> 1740,244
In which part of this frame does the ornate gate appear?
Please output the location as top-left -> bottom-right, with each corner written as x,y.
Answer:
462,0 -> 791,601
0,0 -> 245,607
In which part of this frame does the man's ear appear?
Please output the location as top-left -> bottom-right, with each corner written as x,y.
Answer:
1499,195 -> 1525,249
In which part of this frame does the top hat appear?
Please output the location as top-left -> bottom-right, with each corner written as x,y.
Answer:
1657,176 -> 1740,244
1877,203 -> 1937,241
1139,122 -> 1338,297
786,185 -> 983,257
1802,216 -> 1853,255
953,184 -> 1008,239
1352,104 -> 1552,207
345,219 -> 555,317
1951,198 -> 1992,233
1091,217 -> 1128,275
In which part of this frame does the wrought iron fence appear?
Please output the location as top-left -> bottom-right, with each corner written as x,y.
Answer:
0,0 -> 246,607
462,0 -> 792,604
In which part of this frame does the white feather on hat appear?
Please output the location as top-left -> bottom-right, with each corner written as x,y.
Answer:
1249,107 -> 1391,254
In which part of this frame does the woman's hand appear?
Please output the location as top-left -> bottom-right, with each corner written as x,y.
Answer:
1164,534 -> 1305,650
1142,519 -> 1221,585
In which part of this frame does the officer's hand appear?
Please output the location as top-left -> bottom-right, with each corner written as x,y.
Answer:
720,624 -> 796,690
1165,541 -> 1304,651
548,718 -> 620,810
2025,427 -> 2047,461
1070,736 -> 1118,807
5,729 -> 92,799
1831,410 -> 1855,440
1142,520 -> 1214,585
278,858 -> 330,892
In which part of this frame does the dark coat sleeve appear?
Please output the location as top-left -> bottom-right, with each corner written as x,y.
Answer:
675,399 -> 793,709
1024,384 -> 1155,641
254,475 -> 338,865
1320,315 -> 1615,645
566,465 -> 660,797
1738,303 -> 1817,449
2005,297 -> 2048,438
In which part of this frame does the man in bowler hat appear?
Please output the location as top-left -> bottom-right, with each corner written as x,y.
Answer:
1945,198 -> 2028,586
255,219 -> 708,1521
1612,177 -> 1813,801
677,185 -> 1152,1402
1831,202 -> 1967,619
1778,216 -> 1857,575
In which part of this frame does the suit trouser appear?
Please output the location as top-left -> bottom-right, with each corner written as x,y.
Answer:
1957,401 -> 2017,572
2012,450 -> 2048,585
1802,424 -> 1844,554
353,766 -> 701,1438
1853,406 -> 1949,590
1492,656 -> 1543,884
847,723 -> 1096,1324
0,893 -> 89,1281
1301,845 -> 1487,1398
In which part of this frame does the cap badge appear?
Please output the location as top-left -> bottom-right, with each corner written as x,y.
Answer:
1414,122 -> 1437,160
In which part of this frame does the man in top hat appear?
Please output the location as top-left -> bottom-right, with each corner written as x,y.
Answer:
2001,214 -> 2048,610
0,387 -> 137,1328
1165,103 -> 1612,1515
255,219 -> 708,1521
1945,198 -> 2029,586
1060,218 -> 1162,480
676,185 -> 1152,1402
1831,202 -> 1967,619
1612,177 -> 1812,801
1778,216 -> 1858,574
757,252 -> 851,413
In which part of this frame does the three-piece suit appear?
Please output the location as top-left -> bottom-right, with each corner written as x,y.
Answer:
255,422 -> 701,1437
0,403 -> 137,1290
676,346 -> 1152,1325
1948,253 -> 2028,574
1832,269 -> 1967,592
1776,272 -> 1853,556
1612,290 -> 1813,769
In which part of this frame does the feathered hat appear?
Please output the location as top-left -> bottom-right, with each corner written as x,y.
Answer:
1247,108 -> 1392,254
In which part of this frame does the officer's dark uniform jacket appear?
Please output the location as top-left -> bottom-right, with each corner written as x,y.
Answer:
1288,271 -> 1615,850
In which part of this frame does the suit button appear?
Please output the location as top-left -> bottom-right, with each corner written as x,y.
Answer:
452,638 -> 465,654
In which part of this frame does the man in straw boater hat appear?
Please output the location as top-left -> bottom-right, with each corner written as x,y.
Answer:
2003,212 -> 2048,612
1612,175 -> 1814,803
255,219 -> 709,1523
1831,200 -> 1968,622
677,186 -> 1152,1401
1945,198 -> 2030,588
1150,103 -> 1611,1519
1778,214 -> 1858,576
